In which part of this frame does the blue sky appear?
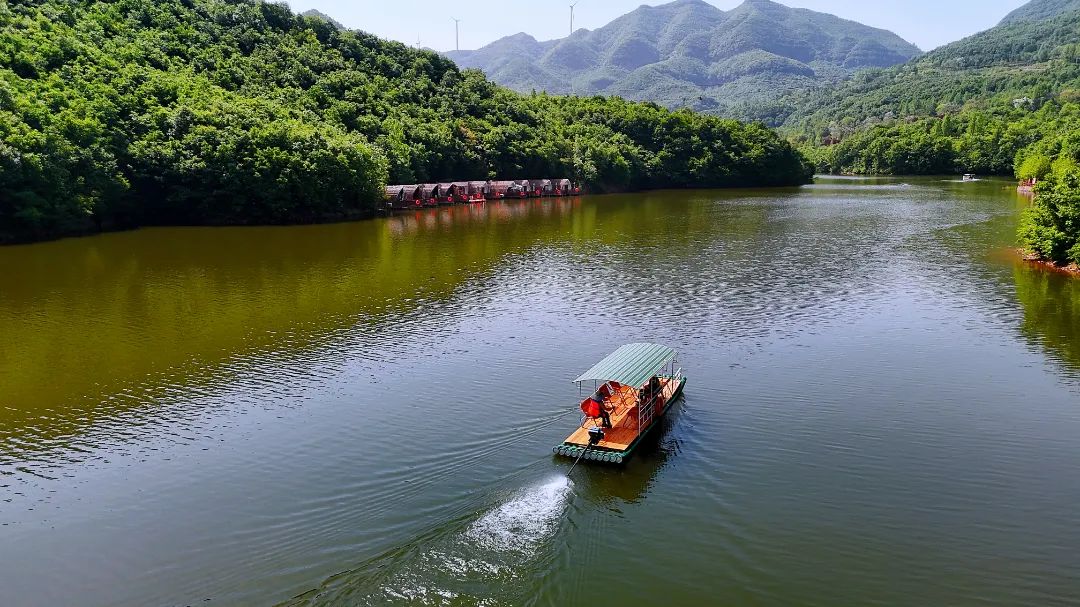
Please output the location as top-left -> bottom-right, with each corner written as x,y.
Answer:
284,0 -> 1028,53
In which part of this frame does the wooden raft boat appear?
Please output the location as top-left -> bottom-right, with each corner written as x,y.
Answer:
554,343 -> 685,465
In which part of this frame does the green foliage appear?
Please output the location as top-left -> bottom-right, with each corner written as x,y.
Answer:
813,123 -> 958,175
776,8 -> 1080,132
299,9 -> 345,31
1017,152 -> 1053,180
783,5 -> 1080,177
1001,0 -> 1080,24
1019,162 -> 1080,264
0,0 -> 811,243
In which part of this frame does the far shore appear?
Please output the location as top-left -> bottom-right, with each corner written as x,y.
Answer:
0,182 -> 816,247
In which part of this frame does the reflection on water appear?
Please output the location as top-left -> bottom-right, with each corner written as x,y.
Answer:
0,193 -> 758,471
1014,262 -> 1080,369
3,178 -> 1080,607
0,201 -> 588,468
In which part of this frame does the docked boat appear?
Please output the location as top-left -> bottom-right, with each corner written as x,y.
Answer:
419,184 -> 442,207
554,343 -> 685,465
485,181 -> 521,199
436,183 -> 457,205
466,181 -> 489,203
384,184 -> 423,211
514,179 -> 536,198
529,179 -> 553,197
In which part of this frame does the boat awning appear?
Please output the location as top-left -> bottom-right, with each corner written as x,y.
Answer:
573,343 -> 676,388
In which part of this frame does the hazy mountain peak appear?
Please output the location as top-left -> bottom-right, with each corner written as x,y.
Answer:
738,0 -> 784,8
504,32 -> 538,42
446,0 -> 919,114
638,0 -> 716,10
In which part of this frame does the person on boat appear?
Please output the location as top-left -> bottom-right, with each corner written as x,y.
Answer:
581,388 -> 613,428
592,392 -> 612,428
649,376 -> 666,414
648,376 -> 662,399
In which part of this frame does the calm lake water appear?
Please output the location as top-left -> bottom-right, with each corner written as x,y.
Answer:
2,177 -> 1080,606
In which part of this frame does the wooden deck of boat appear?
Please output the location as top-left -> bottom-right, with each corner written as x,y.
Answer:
564,378 -> 679,451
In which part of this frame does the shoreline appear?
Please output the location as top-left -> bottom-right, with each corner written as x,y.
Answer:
0,182 -> 813,247
1018,249 -> 1080,275
0,207 -> 380,248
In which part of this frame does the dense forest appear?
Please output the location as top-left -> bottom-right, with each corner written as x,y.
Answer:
0,0 -> 812,244
798,100 -> 1080,176
780,4 -> 1080,177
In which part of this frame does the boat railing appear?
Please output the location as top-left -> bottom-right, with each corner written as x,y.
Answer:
638,368 -> 681,430
637,397 -> 655,431
637,386 -> 659,431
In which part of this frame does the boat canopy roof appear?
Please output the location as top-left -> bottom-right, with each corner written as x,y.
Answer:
573,343 -> 676,388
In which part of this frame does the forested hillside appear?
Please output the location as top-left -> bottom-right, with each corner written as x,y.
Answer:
782,3 -> 1080,177
1000,0 -> 1080,23
776,8 -> 1080,133
0,0 -> 811,244
447,0 -> 920,115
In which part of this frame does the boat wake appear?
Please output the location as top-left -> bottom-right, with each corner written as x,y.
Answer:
285,477 -> 573,606
465,476 -> 571,556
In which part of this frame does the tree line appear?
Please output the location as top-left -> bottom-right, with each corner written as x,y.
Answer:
796,99 -> 1080,176
0,0 -> 812,243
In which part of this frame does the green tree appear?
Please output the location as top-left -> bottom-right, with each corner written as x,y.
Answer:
0,0 -> 812,243
1019,161 -> 1080,264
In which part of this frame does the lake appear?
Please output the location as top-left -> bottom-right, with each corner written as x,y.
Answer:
2,176 -> 1079,606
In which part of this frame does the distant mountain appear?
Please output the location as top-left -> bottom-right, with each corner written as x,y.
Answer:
445,0 -> 921,114
778,0 -> 1080,132
999,0 -> 1080,24
300,9 -> 345,30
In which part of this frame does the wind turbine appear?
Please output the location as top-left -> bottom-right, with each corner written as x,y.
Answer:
570,1 -> 580,37
452,17 -> 460,52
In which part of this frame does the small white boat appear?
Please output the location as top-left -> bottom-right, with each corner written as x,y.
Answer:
963,174 -> 977,182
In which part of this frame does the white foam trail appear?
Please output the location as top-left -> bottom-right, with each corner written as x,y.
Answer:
331,478 -> 574,605
463,476 -> 572,556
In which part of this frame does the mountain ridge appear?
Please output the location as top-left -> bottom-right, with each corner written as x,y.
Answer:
1000,0 -> 1080,24
777,0 -> 1080,133
784,0 -> 1080,179
445,0 -> 921,113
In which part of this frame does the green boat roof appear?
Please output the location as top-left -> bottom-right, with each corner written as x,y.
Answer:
574,343 -> 677,388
